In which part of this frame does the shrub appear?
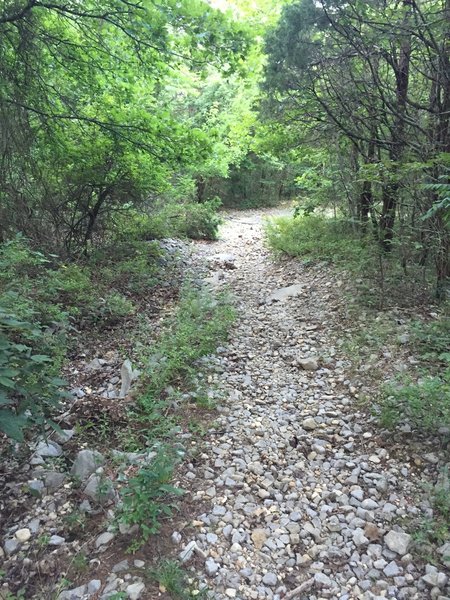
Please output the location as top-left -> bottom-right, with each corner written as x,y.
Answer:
265,214 -> 372,263
133,198 -> 223,241
380,368 -> 450,432
119,446 -> 184,549
0,307 -> 66,441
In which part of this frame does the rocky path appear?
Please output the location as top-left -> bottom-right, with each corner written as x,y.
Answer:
177,210 -> 449,600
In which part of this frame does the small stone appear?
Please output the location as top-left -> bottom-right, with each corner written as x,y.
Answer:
422,565 -> 448,588
134,560 -> 145,568
298,358 -> 319,371
364,523 -> 382,541
302,417 -> 318,430
54,429 -> 75,444
15,528 -> 31,543
179,541 -> 198,563
49,535 -> 65,546
315,572 -> 333,588
353,528 -> 369,547
205,558 -> 220,576
225,590 -> 236,598
262,572 -> 278,587
126,581 -> 145,600
27,479 -> 45,496
95,532 -> 115,548
35,440 -> 63,457
87,580 -> 101,595
383,561 -> 401,577
44,471 -> 66,492
4,538 -> 19,554
251,528 -> 267,550
112,560 -> 129,573
384,530 -> 411,555
268,284 -> 303,302
206,532 -> 218,544
351,489 -> 364,502
58,585 -> 86,599
171,531 -> 182,544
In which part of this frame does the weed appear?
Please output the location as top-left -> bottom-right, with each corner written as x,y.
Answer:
69,551 -> 89,575
119,446 -> 184,550
63,510 -> 87,535
36,534 -> 50,548
150,559 -> 208,599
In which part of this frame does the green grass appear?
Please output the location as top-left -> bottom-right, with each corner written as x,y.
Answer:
119,285 -> 235,549
380,315 -> 450,432
139,286 -> 235,414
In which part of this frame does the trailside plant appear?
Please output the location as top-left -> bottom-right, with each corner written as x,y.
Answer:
139,285 -> 235,414
0,308 -> 66,441
119,446 -> 184,551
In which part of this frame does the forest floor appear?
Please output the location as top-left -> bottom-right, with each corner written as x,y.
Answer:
1,208 -> 449,600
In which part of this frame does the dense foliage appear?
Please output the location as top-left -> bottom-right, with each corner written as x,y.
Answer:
262,0 -> 450,299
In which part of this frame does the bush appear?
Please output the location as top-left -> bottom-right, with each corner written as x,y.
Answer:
380,368 -> 450,432
119,446 -> 184,549
131,198 -> 223,241
265,214 -> 372,263
0,307 -> 66,441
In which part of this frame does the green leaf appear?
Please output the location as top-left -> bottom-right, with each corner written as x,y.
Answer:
30,355 -> 51,363
0,368 -> 20,377
0,377 -> 16,389
0,409 -> 27,441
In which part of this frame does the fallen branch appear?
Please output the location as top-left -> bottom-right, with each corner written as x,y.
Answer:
284,578 -> 315,600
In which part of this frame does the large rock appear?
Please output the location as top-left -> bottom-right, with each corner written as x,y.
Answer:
297,357 -> 319,371
119,359 -> 140,399
83,474 -> 115,504
71,450 -> 105,481
384,530 -> 411,555
268,283 -> 303,302
34,440 -> 63,458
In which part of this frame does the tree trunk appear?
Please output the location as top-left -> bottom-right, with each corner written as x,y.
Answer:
379,1 -> 412,250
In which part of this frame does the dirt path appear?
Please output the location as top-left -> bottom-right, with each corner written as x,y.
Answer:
177,209 -> 449,600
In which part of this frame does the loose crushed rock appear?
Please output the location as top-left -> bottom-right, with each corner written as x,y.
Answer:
179,210 -> 450,600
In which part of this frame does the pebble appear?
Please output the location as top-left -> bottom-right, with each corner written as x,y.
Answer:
15,528 -> 31,543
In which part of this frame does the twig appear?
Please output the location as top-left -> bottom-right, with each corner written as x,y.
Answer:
284,578 -> 315,600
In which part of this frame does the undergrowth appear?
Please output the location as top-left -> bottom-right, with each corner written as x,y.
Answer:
265,213 -> 436,309
380,316 -> 450,432
139,286 -> 235,413
118,285 -> 235,549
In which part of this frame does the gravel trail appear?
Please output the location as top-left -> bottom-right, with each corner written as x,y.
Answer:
179,209 -> 449,600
